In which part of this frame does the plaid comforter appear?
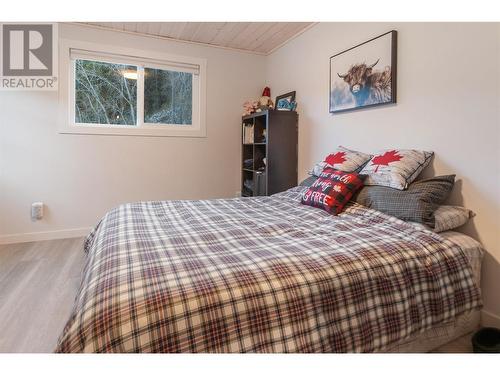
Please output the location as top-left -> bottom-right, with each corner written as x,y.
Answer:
56,187 -> 481,353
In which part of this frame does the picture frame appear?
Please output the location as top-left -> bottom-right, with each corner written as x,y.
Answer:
275,91 -> 296,111
329,30 -> 397,114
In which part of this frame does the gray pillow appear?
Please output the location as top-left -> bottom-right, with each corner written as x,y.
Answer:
354,175 -> 455,227
299,176 -> 318,187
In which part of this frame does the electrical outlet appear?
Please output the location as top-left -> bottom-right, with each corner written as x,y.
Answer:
31,202 -> 44,221
235,191 -> 241,197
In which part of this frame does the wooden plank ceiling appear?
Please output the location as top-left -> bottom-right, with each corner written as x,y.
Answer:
82,22 -> 314,54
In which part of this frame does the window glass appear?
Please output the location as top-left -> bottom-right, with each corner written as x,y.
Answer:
144,68 -> 192,125
75,59 -> 138,125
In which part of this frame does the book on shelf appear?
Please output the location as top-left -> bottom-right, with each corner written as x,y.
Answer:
242,123 -> 254,144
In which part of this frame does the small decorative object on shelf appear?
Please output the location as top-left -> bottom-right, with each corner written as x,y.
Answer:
275,91 -> 297,111
256,86 -> 274,112
259,129 -> 267,143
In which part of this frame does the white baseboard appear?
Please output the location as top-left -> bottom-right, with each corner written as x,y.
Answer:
0,227 -> 92,245
481,309 -> 500,328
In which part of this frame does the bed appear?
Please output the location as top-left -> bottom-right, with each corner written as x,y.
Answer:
55,186 -> 482,353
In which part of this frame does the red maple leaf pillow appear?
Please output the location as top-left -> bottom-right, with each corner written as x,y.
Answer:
311,146 -> 371,176
359,149 -> 433,190
301,168 -> 364,215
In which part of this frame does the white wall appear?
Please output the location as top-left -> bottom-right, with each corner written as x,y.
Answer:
0,23 -> 266,242
266,22 -> 500,324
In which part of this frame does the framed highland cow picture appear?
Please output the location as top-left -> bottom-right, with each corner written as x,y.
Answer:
330,30 -> 397,113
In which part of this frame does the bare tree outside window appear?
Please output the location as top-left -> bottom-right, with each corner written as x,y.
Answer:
144,68 -> 192,125
75,60 -> 138,125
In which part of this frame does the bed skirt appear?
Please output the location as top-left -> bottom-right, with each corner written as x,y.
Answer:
382,309 -> 479,352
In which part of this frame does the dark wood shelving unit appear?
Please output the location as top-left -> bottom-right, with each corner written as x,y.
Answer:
241,109 -> 298,197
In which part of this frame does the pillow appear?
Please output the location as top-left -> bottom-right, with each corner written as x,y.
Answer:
301,168 -> 364,215
433,205 -> 475,232
310,146 -> 372,176
299,176 -> 318,187
359,149 -> 434,190
354,175 -> 455,227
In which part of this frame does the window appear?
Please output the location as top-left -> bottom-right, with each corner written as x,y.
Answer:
59,41 -> 206,137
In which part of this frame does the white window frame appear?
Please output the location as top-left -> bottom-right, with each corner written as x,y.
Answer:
58,39 -> 207,137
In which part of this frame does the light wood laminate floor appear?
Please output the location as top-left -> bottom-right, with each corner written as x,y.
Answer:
0,237 -> 475,353
0,237 -> 85,352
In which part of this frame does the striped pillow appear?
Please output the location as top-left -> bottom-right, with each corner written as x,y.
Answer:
433,205 -> 475,232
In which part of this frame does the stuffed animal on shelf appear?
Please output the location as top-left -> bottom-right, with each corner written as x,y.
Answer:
258,86 -> 274,109
242,100 -> 259,116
